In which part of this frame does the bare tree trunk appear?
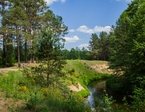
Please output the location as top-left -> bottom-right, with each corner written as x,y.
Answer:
1,2 -> 7,67
24,39 -> 28,63
31,29 -> 35,63
2,37 -> 7,66
17,35 -> 21,68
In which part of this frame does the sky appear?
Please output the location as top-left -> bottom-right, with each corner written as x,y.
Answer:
45,0 -> 131,49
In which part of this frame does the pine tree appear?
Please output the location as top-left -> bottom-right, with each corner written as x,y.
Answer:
0,0 -> 14,67
109,0 -> 145,98
89,33 -> 99,60
35,28 -> 66,86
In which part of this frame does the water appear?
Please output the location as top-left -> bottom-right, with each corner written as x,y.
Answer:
87,81 -> 128,112
87,87 -> 96,111
87,81 -> 106,112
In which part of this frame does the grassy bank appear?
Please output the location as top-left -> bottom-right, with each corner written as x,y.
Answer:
0,60 -> 111,112
64,60 -> 110,84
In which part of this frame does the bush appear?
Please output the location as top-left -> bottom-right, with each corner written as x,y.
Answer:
131,88 -> 145,112
95,93 -> 114,112
24,86 -> 91,112
106,76 -> 129,101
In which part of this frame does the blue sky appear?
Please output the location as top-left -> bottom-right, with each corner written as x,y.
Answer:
45,0 -> 131,49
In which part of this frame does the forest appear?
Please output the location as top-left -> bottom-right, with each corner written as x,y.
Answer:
0,0 -> 145,112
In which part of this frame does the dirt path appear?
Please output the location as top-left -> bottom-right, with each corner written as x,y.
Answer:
0,67 -> 19,74
0,63 -> 37,74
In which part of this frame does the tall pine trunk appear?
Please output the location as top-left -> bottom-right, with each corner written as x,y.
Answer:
24,39 -> 28,63
1,2 -> 7,67
2,37 -> 7,67
17,35 -> 21,68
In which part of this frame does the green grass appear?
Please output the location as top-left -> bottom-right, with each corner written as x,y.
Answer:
62,60 -> 111,98
0,71 -> 23,98
0,60 -> 111,112
64,60 -> 110,85
0,71 -> 90,112
0,71 -> 41,101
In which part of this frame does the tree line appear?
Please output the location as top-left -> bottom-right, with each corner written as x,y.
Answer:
62,31 -> 111,60
0,0 -> 67,67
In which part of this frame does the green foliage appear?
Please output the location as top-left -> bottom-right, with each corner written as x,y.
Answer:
89,33 -> 100,60
26,67 -> 91,112
131,88 -> 145,112
99,32 -> 110,60
0,71 -> 30,99
106,76 -> 130,101
62,47 -> 90,60
26,92 -> 43,111
0,0 -> 67,67
89,32 -> 110,60
0,70 -> 91,112
64,60 -> 110,86
103,94 -> 114,111
110,0 -> 145,84
94,89 -> 131,112
63,32 -> 111,60
0,60 -> 114,112
96,94 -> 114,112
108,0 -> 145,111
77,89 -> 89,97
35,28 -> 65,86
5,37 -> 15,67
25,87 -> 90,112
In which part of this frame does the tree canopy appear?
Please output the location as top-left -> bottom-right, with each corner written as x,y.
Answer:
107,1 -> 145,108
0,0 -> 67,67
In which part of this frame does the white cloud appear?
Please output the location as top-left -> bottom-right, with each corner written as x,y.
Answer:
94,26 -> 111,33
77,25 -> 112,34
44,0 -> 66,5
63,35 -> 80,43
79,43 -> 89,49
77,25 -> 94,34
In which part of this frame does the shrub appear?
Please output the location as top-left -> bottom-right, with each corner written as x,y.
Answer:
131,88 -> 145,112
106,76 -> 129,101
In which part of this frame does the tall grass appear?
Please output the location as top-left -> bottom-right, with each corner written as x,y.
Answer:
0,60 -> 111,112
0,70 -> 91,112
64,60 -> 110,85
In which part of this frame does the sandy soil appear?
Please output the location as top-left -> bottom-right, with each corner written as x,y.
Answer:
0,92 -> 24,112
68,83 -> 84,92
83,60 -> 113,74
